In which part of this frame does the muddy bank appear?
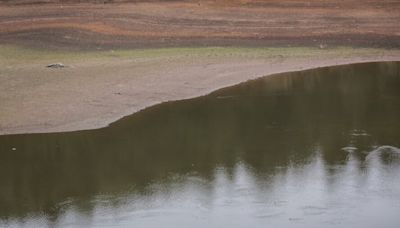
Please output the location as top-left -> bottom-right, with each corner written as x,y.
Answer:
1,46 -> 399,135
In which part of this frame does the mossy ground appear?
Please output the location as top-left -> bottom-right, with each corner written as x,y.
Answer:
0,45 -> 393,67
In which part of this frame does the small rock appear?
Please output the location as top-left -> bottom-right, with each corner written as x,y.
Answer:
319,44 -> 328,49
12,147 -> 16,151
47,63 -> 65,68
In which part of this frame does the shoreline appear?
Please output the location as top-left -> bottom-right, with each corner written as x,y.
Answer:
1,46 -> 400,135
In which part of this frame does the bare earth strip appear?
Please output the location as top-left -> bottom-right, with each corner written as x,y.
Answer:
0,0 -> 399,49
1,46 -> 400,135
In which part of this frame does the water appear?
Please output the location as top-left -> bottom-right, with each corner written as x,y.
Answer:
0,62 -> 400,228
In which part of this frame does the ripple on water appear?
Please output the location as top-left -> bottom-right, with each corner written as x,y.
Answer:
366,145 -> 400,161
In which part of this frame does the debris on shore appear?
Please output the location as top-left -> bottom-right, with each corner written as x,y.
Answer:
46,63 -> 65,68
319,44 -> 328,49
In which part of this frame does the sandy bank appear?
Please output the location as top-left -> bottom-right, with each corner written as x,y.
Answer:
1,46 -> 400,135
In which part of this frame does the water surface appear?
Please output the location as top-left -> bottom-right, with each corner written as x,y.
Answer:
1,62 -> 400,228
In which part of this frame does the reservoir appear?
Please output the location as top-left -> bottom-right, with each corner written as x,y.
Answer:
0,62 -> 399,228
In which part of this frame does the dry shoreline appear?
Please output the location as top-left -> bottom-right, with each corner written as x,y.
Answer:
1,46 -> 400,135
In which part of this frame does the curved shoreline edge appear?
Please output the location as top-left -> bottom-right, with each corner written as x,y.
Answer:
1,46 -> 400,135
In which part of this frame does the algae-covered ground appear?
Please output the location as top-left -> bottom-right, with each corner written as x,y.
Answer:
0,45 -> 396,65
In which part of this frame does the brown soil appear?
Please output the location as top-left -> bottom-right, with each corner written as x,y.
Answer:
1,0 -> 400,50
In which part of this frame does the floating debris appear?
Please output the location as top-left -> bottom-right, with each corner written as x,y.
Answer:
350,129 -> 370,137
341,146 -> 357,152
216,95 -> 236,99
350,132 -> 370,136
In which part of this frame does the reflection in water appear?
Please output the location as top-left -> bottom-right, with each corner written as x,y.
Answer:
0,62 -> 400,228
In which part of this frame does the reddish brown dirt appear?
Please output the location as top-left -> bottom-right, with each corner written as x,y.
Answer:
0,0 -> 399,50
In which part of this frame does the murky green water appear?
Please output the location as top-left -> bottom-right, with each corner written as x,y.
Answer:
1,62 -> 400,228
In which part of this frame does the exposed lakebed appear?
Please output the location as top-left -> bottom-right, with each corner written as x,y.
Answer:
0,62 -> 399,228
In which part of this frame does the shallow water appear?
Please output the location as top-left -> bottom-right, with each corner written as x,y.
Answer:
0,62 -> 400,228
